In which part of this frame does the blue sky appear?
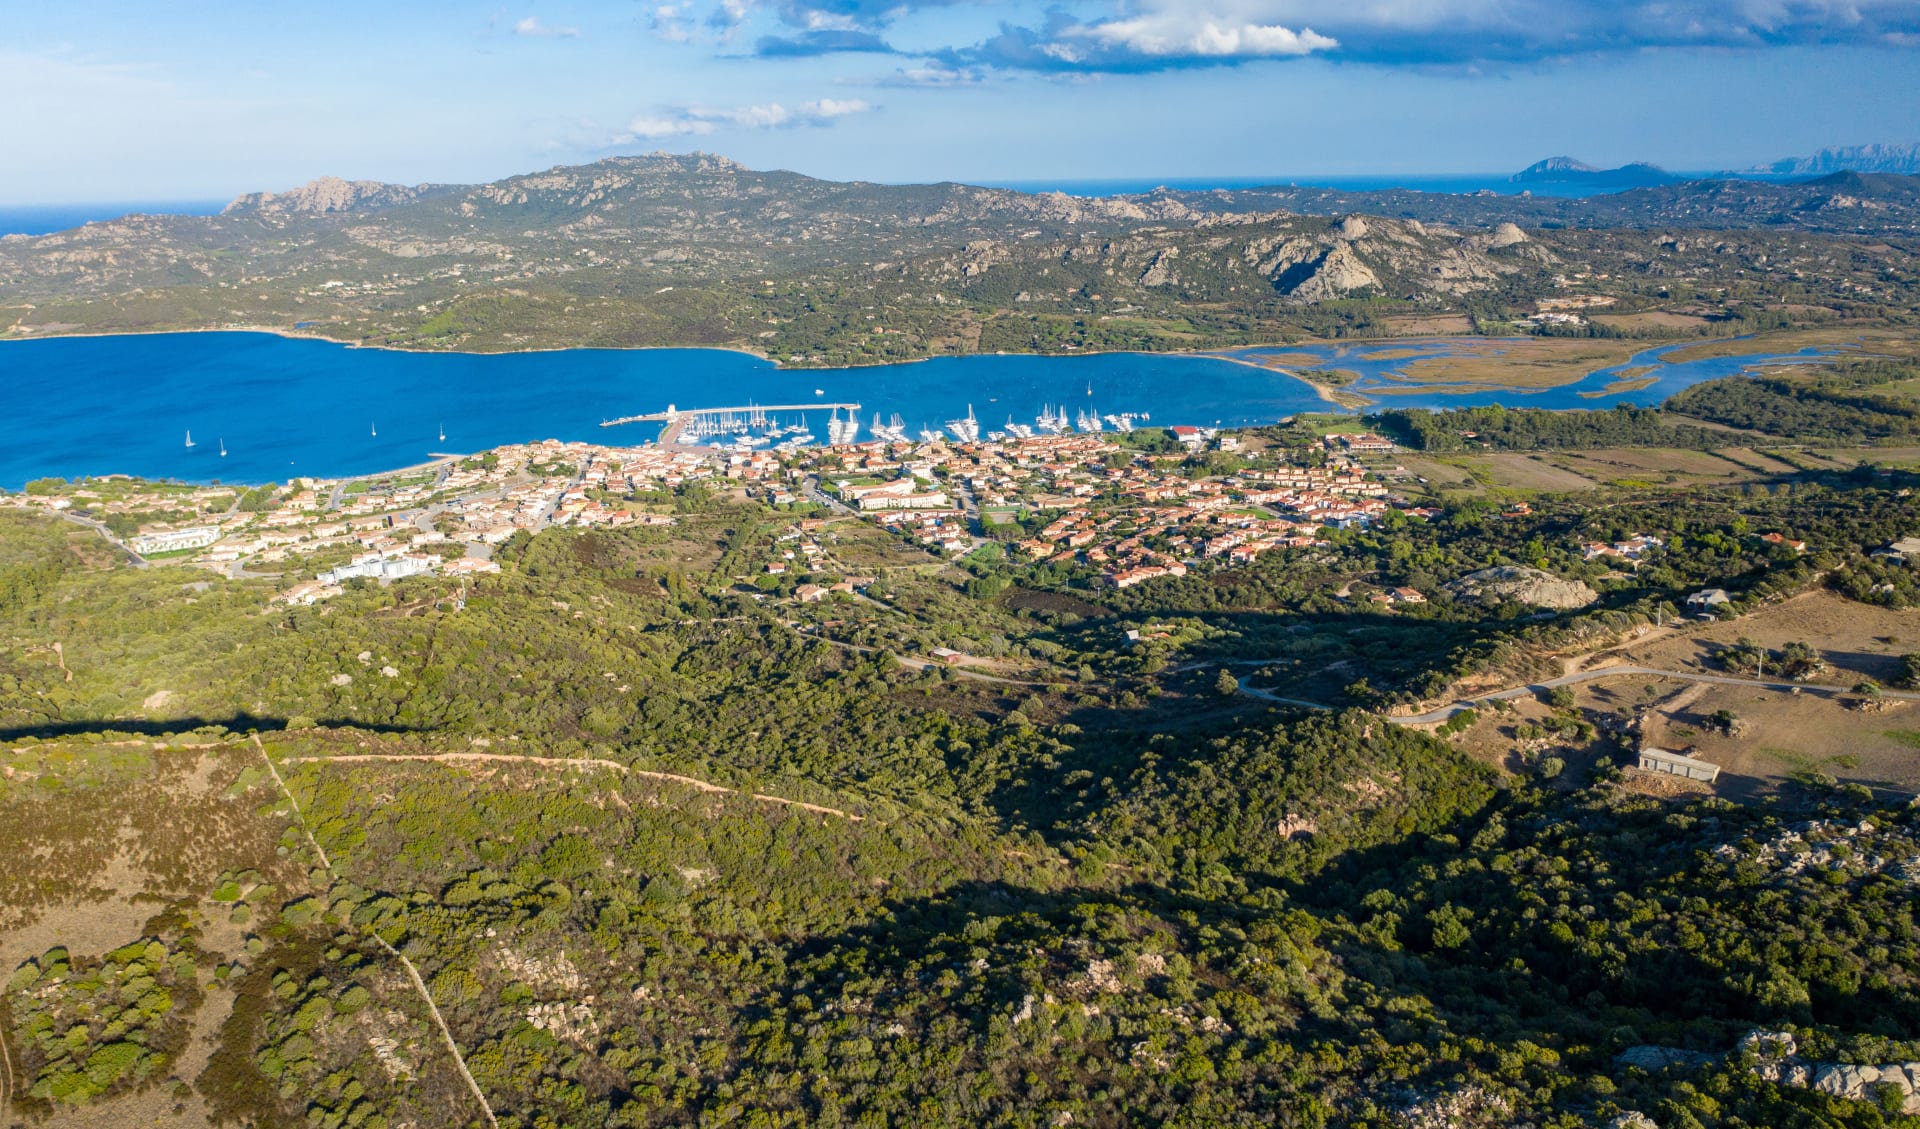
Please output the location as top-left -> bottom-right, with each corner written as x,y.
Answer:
5,1 -> 1920,203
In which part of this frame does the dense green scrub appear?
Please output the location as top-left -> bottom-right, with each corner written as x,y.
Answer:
4,476 -> 1920,1126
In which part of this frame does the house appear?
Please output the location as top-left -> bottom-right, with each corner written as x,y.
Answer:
1636,747 -> 1722,784
274,579 -> 343,606
1326,432 -> 1396,454
1169,426 -> 1205,449
795,583 -> 828,603
1686,588 -> 1732,614
929,647 -> 967,665
1874,536 -> 1920,563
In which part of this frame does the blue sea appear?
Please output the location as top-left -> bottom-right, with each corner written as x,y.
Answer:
0,332 -> 1850,488
0,201 -> 227,237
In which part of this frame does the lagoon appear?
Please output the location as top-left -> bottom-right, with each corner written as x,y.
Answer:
0,332 -> 1849,488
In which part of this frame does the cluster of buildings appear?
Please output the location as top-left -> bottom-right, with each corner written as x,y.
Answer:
805,431 -> 1423,587
1581,534 -> 1665,564
7,417 -> 1435,604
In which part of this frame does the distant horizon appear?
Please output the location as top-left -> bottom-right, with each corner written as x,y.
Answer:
0,157 -> 1866,230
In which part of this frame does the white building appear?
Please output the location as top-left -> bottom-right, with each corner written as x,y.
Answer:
130,527 -> 218,555
318,551 -> 437,585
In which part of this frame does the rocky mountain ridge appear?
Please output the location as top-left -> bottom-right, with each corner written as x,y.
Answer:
1744,141 -> 1920,178
0,152 -> 1915,359
224,175 -> 448,216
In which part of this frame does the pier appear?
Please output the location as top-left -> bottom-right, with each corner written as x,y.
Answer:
602,403 -> 861,428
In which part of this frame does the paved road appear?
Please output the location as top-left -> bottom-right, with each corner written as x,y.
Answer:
802,475 -> 857,516
54,511 -> 147,567
1235,676 -> 1331,711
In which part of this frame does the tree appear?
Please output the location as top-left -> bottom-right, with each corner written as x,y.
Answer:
1214,668 -> 1239,697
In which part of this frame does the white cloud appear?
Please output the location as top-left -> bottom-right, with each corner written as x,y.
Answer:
867,62 -> 983,87
956,0 -> 1920,71
804,97 -> 871,118
1077,10 -> 1334,57
514,16 -> 581,38
617,98 -> 873,142
625,115 -> 717,139
651,4 -> 694,42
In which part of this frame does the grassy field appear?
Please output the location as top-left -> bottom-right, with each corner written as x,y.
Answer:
1399,441 -> 1902,498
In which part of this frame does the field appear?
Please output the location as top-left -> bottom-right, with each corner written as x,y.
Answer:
1588,311 -> 1715,332
1395,442 -> 1885,497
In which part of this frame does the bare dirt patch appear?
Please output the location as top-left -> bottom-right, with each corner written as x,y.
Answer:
1590,311 -> 1713,332
1382,314 -> 1474,336
1600,590 -> 1918,689
1645,682 -> 1920,798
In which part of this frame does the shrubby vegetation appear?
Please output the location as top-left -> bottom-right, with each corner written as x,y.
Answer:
9,924 -> 203,1110
6,450 -> 1920,1127
1373,402 -> 1727,452
1666,357 -> 1920,443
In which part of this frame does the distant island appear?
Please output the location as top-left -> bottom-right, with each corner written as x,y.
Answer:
1742,141 -> 1920,178
1509,157 -> 1683,190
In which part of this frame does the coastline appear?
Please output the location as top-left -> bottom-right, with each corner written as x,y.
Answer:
1201,351 -> 1376,409
0,322 -> 783,365
0,320 -> 1380,401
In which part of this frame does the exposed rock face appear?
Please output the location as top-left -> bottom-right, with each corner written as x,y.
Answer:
1608,1114 -> 1659,1129
1445,566 -> 1598,609
224,175 -> 430,216
1138,247 -> 1179,287
1277,243 -> 1381,300
1743,1028 -> 1920,1113
1489,222 -> 1529,247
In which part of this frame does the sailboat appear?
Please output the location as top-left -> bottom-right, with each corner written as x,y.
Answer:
184,430 -> 195,449
219,438 -> 227,457
945,404 -> 980,444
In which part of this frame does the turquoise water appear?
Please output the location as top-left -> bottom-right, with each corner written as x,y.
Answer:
0,332 -> 1849,487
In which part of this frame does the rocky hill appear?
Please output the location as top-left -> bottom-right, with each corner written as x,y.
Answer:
223,175 -> 453,215
1445,567 -> 1598,609
0,153 -> 1916,360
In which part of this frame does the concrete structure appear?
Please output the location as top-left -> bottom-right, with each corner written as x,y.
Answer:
1637,747 -> 1722,783
130,526 -> 218,554
319,551 -> 436,585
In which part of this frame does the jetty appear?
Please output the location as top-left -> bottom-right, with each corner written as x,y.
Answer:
602,403 -> 861,428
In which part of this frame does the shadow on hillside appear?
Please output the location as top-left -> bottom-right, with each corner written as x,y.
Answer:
0,715 -> 429,742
